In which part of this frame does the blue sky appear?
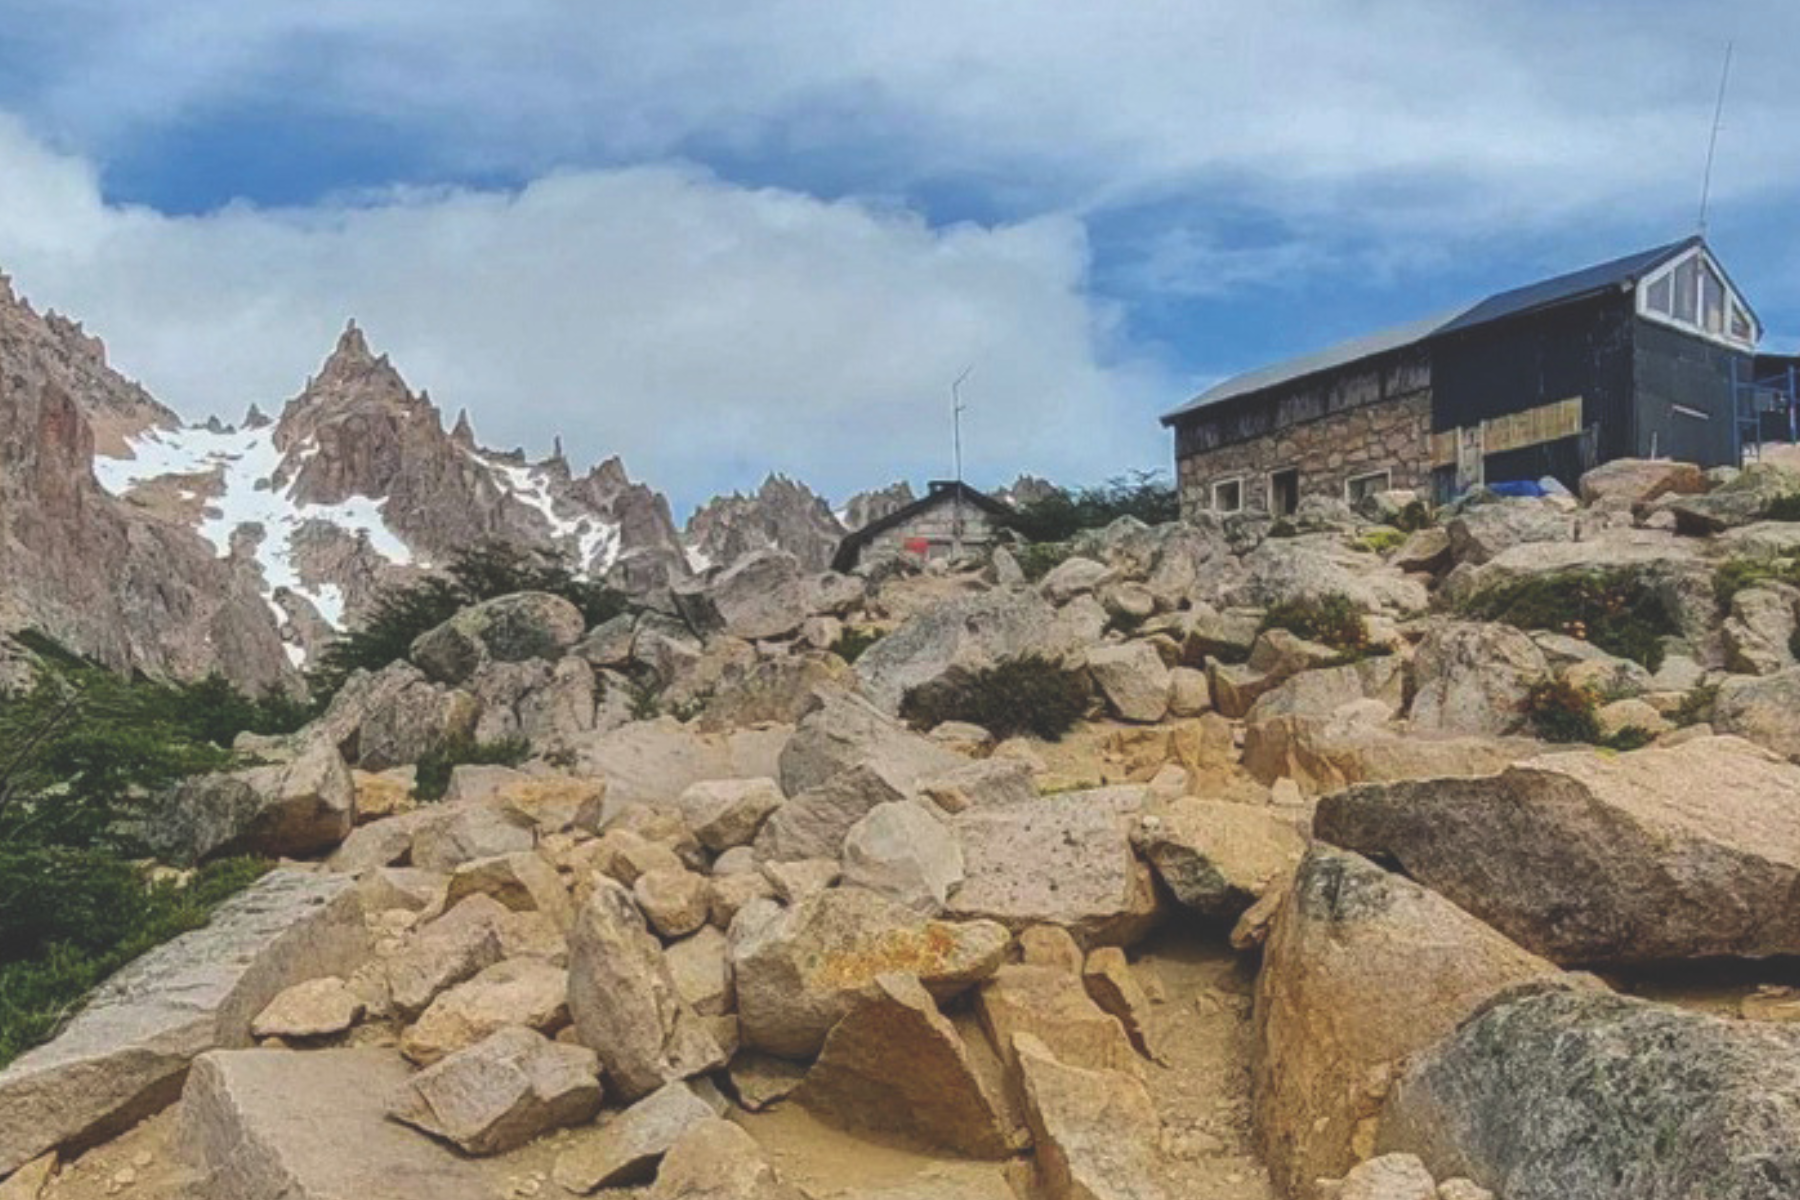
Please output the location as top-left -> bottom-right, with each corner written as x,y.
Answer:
0,2 -> 1795,513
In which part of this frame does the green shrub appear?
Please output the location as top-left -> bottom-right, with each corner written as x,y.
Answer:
899,655 -> 1091,741
1605,725 -> 1657,752
1675,682 -> 1719,728
413,735 -> 531,802
1714,556 -> 1800,609
1461,569 -> 1677,672
1259,593 -> 1372,657
0,855 -> 269,1067
1765,494 -> 1800,522
828,627 -> 885,665
309,543 -> 631,703
1004,472 -> 1179,544
1393,499 -> 1434,533
1013,542 -> 1073,583
1523,678 -> 1602,744
1354,528 -> 1408,554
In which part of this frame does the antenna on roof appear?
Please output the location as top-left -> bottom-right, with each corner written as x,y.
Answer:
950,364 -> 974,558
1697,41 -> 1735,238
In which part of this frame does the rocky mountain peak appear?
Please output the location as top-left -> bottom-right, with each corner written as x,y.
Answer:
685,473 -> 847,573
843,480 -> 917,530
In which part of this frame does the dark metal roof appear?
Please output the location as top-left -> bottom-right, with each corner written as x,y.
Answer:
830,482 -> 1014,573
1162,237 -> 1704,426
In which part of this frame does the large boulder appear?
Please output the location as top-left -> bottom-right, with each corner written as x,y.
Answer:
179,1048 -> 490,1199
352,670 -> 480,771
775,689 -> 962,796
567,879 -> 725,1100
1578,458 -> 1706,512
676,549 -> 812,641
0,870 -> 368,1176
1443,501 -> 1572,566
1379,987 -> 1800,1200
410,591 -> 587,686
947,787 -> 1161,947
731,887 -> 1010,1058
1243,710 -> 1539,796
1722,584 -> 1800,675
646,1118 -> 807,1200
796,972 -> 1019,1158
1131,798 -> 1305,920
1443,540 -> 1715,641
569,717 -> 789,816
754,761 -> 913,862
1252,849 -> 1557,1197
1244,654 -> 1406,724
149,740 -> 354,863
400,957 -> 570,1065
384,895 -> 509,1018
1666,462 -> 1800,534
1086,641 -> 1173,723
1407,622 -> 1547,737
1713,666 -> 1800,760
853,590 -> 1077,714
1316,738 -> 1800,965
1222,539 -> 1429,616
390,1025 -> 602,1155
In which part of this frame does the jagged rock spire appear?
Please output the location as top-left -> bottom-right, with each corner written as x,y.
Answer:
450,408 -> 476,449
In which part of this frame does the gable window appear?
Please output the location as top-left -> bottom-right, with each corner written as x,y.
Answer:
1639,247 -> 1759,350
1212,478 -> 1244,513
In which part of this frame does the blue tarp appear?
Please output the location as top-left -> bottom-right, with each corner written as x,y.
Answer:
1486,480 -> 1549,498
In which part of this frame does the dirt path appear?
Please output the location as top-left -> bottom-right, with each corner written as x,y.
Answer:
30,929 -> 1278,1200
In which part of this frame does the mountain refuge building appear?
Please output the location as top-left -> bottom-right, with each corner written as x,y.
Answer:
831,480 -> 1014,572
1161,237 -> 1800,516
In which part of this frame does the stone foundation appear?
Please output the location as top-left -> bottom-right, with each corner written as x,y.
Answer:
1176,392 -> 1433,518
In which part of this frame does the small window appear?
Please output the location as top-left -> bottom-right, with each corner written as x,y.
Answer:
1345,470 -> 1392,505
1212,478 -> 1243,513
1647,274 -> 1673,316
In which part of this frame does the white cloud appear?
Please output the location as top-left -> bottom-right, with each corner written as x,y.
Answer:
0,116 -> 1170,511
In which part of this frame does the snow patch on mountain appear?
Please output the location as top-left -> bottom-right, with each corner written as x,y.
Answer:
95,424 -> 412,626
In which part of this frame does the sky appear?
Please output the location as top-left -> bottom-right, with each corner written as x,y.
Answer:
0,2 -> 1796,516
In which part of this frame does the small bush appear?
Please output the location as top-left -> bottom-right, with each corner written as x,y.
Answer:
1259,593 -> 1372,657
413,735 -> 531,802
1461,569 -> 1677,673
1714,556 -> 1800,610
1605,725 -> 1657,752
1393,499 -> 1434,533
0,855 -> 269,1067
899,655 -> 1091,741
1765,494 -> 1800,522
1675,682 -> 1719,728
1354,528 -> 1408,554
828,627 -> 884,665
1013,542 -> 1074,583
1523,678 -> 1602,744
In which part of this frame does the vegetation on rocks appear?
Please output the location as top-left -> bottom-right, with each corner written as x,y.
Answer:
1521,677 -> 1653,749
413,733 -> 532,801
308,543 -> 630,702
1258,593 -> 1374,658
1003,471 -> 1179,544
1713,554 -> 1800,609
1013,541 -> 1075,582
827,626 -> 885,664
0,639 -> 284,1066
1460,568 -> 1679,672
1353,528 -> 1408,554
898,654 -> 1091,740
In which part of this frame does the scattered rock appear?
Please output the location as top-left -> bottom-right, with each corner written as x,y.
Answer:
635,868 -> 713,939
841,800 -> 965,912
1315,1152 -> 1437,1200
410,591 -> 586,686
149,740 -> 354,864
1013,1031 -> 1166,1200
401,956 -> 569,1065
977,964 -> 1141,1079
250,976 -> 364,1041
1131,798 -> 1305,921
0,871 -> 368,1176
1713,666 -> 1800,761
390,1025 -> 601,1155
178,1048 -> 489,1199
552,1080 -> 716,1194
567,879 -> 725,1100
444,851 -> 574,931
1408,621 -> 1547,737
732,887 -> 1011,1058
1086,642 -> 1172,723
1081,948 -> 1162,1063
677,777 -> 785,851
646,1117 -> 806,1200
797,973 -> 1020,1158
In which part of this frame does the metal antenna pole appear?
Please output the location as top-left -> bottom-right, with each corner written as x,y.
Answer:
950,365 -> 973,558
1698,41 -> 1734,237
